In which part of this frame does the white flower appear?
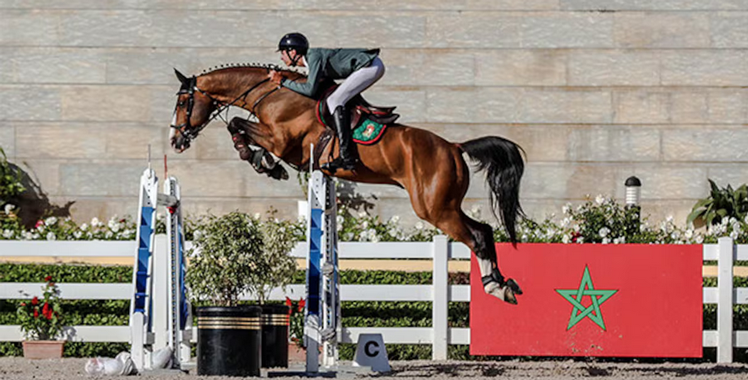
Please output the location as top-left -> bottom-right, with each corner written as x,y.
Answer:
46,232 -> 56,240
73,231 -> 82,239
595,195 -> 606,205
574,225 -> 581,232
361,221 -> 369,229
602,238 -> 610,244
599,227 -> 610,238
358,211 -> 367,218
562,203 -> 572,215
744,214 -> 748,224
45,216 -> 58,226
254,213 -> 261,219
684,229 -> 694,239
105,231 -> 113,239
730,230 -> 739,239
613,238 -> 620,244
337,224 -> 343,232
4,204 -> 15,214
31,233 -> 40,239
577,237 -> 584,244
521,234 -> 528,242
666,215 -> 674,223
671,231 -> 681,240
389,215 -> 400,224
80,223 -> 88,231
562,234 -> 570,244
2,229 -> 13,239
91,217 -> 101,227
336,215 -> 344,225
371,235 -> 380,243
388,228 -> 399,237
415,222 -> 424,230
560,217 -> 571,227
695,235 -> 704,244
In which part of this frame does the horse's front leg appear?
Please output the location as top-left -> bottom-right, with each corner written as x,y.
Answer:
226,117 -> 288,180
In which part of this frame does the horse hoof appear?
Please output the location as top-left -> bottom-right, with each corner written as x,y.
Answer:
484,282 -> 518,305
506,278 -> 523,295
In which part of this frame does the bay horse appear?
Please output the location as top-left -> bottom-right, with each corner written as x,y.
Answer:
169,64 -> 526,304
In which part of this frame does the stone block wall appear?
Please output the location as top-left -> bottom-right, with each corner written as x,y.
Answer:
1,1 -> 747,226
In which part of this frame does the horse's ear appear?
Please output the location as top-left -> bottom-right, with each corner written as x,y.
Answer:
174,68 -> 189,85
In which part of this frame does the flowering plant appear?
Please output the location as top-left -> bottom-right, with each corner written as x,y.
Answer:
286,297 -> 306,348
16,276 -> 65,340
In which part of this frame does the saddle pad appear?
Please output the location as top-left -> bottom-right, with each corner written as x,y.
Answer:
316,100 -> 388,145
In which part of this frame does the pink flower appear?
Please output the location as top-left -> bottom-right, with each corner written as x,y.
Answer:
35,220 -> 44,228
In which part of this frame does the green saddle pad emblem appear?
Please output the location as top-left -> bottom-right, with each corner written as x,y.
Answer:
352,119 -> 385,143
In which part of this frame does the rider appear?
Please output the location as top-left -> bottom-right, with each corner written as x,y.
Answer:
269,32 -> 385,173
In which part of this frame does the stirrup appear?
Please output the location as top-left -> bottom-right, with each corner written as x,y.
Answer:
321,157 -> 358,173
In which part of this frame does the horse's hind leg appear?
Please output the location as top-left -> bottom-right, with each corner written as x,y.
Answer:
428,209 -> 521,304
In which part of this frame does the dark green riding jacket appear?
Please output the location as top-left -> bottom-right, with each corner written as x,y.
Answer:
281,48 -> 380,98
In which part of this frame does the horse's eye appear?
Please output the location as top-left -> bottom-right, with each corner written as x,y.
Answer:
178,101 -> 185,107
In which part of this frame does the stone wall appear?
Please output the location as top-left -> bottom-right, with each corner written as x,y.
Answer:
1,1 -> 747,226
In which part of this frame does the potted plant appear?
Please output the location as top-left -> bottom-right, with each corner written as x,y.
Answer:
185,211 -> 265,376
17,276 -> 65,359
185,211 -> 301,375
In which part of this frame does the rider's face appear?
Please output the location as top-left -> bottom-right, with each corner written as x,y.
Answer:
280,49 -> 303,67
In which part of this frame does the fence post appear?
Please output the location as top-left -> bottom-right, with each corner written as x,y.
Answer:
717,236 -> 734,363
432,235 -> 449,360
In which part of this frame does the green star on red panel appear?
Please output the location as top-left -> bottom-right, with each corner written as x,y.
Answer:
556,266 -> 617,331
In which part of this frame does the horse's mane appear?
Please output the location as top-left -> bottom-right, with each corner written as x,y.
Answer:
198,62 -> 303,77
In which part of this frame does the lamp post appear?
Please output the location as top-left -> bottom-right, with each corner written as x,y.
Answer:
625,176 -> 642,234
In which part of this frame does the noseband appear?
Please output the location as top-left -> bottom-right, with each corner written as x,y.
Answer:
170,75 -> 276,143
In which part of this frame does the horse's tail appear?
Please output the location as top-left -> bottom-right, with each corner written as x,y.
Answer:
460,136 -> 525,244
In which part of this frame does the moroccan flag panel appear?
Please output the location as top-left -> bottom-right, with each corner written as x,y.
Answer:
470,243 -> 703,357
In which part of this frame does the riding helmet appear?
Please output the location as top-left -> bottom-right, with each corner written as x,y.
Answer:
277,32 -> 309,55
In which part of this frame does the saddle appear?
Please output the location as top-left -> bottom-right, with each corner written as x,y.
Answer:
315,85 -> 400,134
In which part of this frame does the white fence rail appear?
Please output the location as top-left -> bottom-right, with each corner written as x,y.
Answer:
1,236 -> 747,362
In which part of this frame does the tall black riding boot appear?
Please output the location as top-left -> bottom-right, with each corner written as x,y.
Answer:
322,106 -> 359,173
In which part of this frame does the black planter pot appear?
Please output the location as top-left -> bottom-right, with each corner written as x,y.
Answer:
196,305 -> 262,376
261,304 -> 290,368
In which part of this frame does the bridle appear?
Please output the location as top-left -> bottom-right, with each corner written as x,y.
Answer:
170,74 -> 279,142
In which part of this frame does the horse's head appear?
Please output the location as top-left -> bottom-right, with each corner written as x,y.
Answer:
169,69 -> 217,153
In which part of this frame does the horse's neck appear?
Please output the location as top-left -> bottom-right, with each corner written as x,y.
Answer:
202,68 -> 323,165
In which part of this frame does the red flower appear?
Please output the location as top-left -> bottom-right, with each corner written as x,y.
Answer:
286,297 -> 293,315
42,302 -> 49,315
35,220 -> 44,228
33,309 -> 39,318
31,296 -> 39,306
45,276 -> 52,282
571,231 -> 582,243
46,310 -> 53,320
298,298 -> 306,312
